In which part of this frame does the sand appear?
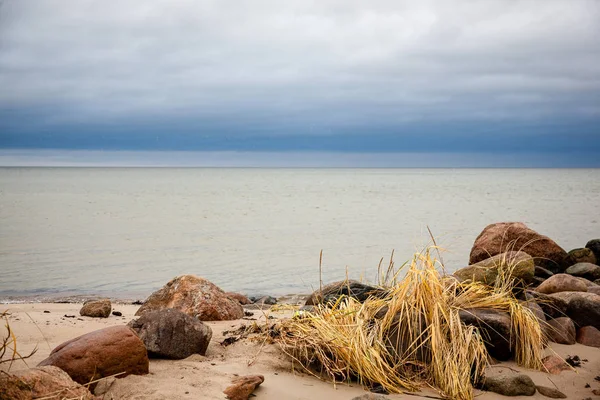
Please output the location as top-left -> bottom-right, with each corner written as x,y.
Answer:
2,303 -> 600,400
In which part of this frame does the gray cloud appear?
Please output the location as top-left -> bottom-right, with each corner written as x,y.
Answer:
1,0 -> 599,130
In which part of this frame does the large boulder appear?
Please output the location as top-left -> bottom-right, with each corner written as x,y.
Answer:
128,308 -> 212,359
546,317 -> 576,345
305,280 -> 387,306
586,239 -> 600,262
38,325 -> 149,388
535,274 -> 587,294
80,299 -> 111,318
458,308 -> 513,361
576,325 -> 600,347
454,251 -> 534,285
0,366 -> 94,400
136,275 -> 244,321
565,248 -> 596,267
548,291 -> 600,329
481,374 -> 536,396
469,222 -> 567,273
565,262 -> 600,281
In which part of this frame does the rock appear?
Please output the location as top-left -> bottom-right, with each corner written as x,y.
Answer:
459,308 -> 513,361
469,222 -> 567,273
0,366 -> 94,400
94,376 -> 117,396
548,291 -> 600,329
254,295 -> 277,305
223,375 -> 264,400
595,279 -> 600,285
455,251 -> 534,285
546,317 -> 576,345
589,286 -> 600,295
79,298 -> 111,318
565,248 -> 597,267
566,263 -> 600,281
136,275 -> 244,321
535,385 -> 567,398
525,291 -> 568,319
586,239 -> 600,262
128,308 -> 212,359
305,280 -> 387,306
535,266 -> 554,279
112,310 -> 122,316
38,325 -> 149,388
225,292 -> 252,305
482,374 -> 536,396
351,395 -> 389,400
535,274 -> 588,294
542,355 -> 571,374
575,277 -> 598,287
576,326 -> 600,347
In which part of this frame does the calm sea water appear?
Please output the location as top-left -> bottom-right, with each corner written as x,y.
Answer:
1,168 -> 599,301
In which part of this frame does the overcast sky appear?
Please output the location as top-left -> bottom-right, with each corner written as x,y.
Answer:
1,0 -> 599,165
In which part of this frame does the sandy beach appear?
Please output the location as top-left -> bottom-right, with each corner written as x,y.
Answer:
2,302 -> 599,400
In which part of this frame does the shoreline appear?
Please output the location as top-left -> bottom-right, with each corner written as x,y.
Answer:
2,302 -> 600,399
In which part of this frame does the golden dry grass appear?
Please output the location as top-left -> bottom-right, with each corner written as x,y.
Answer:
275,248 -> 546,400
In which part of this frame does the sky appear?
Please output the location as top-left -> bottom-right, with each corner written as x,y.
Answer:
1,0 -> 599,166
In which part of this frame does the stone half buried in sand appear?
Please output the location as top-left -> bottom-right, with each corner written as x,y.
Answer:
37,325 -> 149,388
128,308 -> 213,359
223,375 -> 264,400
0,366 -> 94,400
469,222 -> 568,273
79,298 -> 111,318
135,275 -> 244,321
454,250 -> 534,285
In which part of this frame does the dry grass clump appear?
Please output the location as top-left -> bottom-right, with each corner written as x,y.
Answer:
276,249 -> 545,400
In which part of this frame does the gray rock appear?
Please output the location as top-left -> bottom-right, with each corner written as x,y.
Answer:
482,374 -> 536,396
546,317 -> 576,345
254,295 -> 278,305
535,274 -> 587,294
536,385 -> 567,398
128,308 -> 212,359
535,266 -> 554,279
565,248 -> 597,267
79,299 -> 111,318
351,395 -> 389,400
548,291 -> 600,329
459,308 -> 513,361
586,239 -> 600,262
454,251 -> 534,285
565,262 -> 600,281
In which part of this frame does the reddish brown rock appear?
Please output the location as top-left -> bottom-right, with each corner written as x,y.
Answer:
223,375 -> 264,400
136,275 -> 243,321
225,292 -> 252,305
38,325 -> 149,388
469,222 -> 568,273
79,298 -> 111,318
546,317 -> 576,345
535,274 -> 588,294
542,355 -> 571,374
576,325 -> 600,347
0,366 -> 94,400
548,291 -> 600,329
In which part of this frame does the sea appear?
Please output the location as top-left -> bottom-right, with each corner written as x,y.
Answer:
1,167 -> 599,302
